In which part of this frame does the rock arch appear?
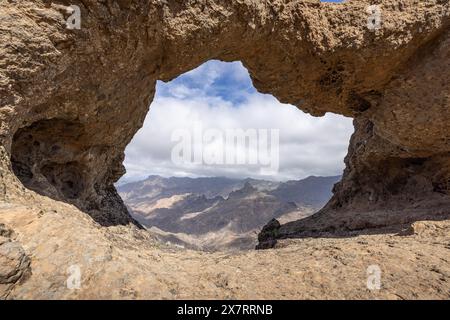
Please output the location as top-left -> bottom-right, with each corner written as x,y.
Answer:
0,1 -> 449,239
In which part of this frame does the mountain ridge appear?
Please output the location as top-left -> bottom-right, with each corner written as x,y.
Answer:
118,175 -> 341,250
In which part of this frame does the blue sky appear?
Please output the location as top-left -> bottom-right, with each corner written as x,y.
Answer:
121,60 -> 354,183
157,61 -> 256,105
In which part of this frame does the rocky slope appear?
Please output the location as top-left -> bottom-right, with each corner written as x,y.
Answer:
0,196 -> 448,299
0,0 -> 449,299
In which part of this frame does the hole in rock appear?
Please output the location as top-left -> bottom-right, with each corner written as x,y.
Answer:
11,119 -> 89,202
117,60 -> 354,252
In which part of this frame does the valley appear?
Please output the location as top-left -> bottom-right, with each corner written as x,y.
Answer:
118,175 -> 340,250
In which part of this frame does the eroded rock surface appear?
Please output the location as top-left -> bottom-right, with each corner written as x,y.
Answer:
0,0 -> 449,298
0,223 -> 31,299
0,198 -> 449,299
1,0 -> 449,229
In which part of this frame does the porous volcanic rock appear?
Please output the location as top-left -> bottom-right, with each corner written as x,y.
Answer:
0,0 -> 449,298
0,223 -> 31,299
1,0 -> 449,229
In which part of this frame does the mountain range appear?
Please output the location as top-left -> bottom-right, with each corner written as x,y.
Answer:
117,175 -> 341,251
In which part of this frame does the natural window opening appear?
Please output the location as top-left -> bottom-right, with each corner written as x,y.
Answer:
117,61 -> 354,251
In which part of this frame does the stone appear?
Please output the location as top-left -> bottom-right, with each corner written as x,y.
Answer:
0,0 -> 449,299
0,224 -> 31,299
1,0 -> 448,232
256,218 -> 281,250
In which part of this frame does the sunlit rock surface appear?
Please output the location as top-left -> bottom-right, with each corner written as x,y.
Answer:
0,0 -> 449,299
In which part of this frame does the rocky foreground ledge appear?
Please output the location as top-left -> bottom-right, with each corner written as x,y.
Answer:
0,1 -> 449,298
0,196 -> 449,299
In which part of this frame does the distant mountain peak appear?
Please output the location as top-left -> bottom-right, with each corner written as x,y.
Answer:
117,174 -> 340,251
228,181 -> 257,198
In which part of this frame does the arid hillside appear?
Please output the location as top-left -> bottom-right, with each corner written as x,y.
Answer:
1,195 -> 448,299
118,176 -> 338,251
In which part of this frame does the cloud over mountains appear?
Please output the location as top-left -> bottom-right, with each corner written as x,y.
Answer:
122,61 -> 354,183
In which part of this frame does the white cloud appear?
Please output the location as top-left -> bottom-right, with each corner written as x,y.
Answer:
120,61 -> 354,183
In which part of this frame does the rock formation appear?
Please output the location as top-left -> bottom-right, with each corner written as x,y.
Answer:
0,0 -> 449,299
0,223 -> 31,299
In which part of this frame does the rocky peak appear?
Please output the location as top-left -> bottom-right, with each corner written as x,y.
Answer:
228,182 -> 257,199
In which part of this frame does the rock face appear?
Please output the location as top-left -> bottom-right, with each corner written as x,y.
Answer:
0,0 -> 449,299
0,223 -> 31,299
1,0 -> 449,231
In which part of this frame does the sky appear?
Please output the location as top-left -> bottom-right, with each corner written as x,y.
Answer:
120,60 -> 354,184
